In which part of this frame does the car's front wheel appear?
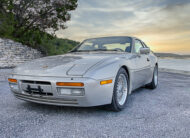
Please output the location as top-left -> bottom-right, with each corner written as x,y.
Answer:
109,68 -> 129,111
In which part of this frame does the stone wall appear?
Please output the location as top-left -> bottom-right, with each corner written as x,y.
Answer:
0,38 -> 42,68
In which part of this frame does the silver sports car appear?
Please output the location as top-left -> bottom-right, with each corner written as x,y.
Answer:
8,36 -> 158,111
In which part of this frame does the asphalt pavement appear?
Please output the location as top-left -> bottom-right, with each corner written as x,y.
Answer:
0,71 -> 190,138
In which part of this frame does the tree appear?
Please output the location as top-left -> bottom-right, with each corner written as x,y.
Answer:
0,0 -> 78,37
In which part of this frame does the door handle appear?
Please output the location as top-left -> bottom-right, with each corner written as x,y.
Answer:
147,58 -> 150,62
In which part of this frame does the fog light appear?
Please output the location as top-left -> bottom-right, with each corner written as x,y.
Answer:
57,88 -> 84,96
58,88 -> 72,95
71,88 -> 84,96
9,83 -> 19,91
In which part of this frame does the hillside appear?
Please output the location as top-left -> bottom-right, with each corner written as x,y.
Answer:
40,38 -> 80,56
0,37 -> 80,68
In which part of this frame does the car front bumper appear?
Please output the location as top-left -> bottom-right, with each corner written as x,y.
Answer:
9,74 -> 114,107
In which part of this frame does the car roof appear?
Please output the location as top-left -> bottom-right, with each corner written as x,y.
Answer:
84,36 -> 140,41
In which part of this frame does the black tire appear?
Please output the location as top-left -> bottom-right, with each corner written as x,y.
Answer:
147,65 -> 158,89
109,68 -> 129,112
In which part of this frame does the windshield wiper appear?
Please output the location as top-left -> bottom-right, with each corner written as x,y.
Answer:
92,49 -> 123,52
74,49 -> 121,52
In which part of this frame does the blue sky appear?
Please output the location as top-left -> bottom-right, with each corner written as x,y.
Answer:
56,0 -> 190,53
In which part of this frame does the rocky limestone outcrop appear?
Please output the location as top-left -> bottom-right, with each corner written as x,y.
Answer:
0,38 -> 42,68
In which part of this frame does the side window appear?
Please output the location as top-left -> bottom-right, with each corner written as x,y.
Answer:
134,40 -> 144,53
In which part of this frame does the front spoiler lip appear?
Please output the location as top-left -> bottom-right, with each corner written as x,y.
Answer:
14,92 -> 79,106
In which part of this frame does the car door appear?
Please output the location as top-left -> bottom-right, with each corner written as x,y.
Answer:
131,39 -> 152,89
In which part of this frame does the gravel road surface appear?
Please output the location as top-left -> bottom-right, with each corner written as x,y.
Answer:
0,71 -> 190,138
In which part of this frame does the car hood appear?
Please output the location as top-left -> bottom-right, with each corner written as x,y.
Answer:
13,52 -> 124,77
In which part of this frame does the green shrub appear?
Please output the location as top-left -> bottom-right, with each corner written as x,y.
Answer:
41,37 -> 80,56
0,0 -> 79,56
0,13 -> 79,56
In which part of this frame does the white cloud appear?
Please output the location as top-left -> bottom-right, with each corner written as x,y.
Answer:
56,0 -> 190,53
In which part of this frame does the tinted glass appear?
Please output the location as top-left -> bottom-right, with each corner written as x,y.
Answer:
76,37 -> 132,52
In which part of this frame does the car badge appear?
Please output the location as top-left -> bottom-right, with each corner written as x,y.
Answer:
42,65 -> 48,68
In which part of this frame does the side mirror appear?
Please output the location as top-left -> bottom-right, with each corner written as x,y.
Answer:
140,47 -> 150,54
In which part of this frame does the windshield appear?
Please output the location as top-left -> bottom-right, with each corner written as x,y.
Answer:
73,37 -> 132,52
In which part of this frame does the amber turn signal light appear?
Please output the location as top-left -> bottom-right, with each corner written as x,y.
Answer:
8,78 -> 17,83
100,79 -> 112,85
56,82 -> 84,87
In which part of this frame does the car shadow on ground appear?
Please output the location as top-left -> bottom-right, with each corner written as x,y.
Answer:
19,101 -> 110,113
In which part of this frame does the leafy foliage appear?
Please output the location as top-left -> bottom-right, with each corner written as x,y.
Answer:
41,37 -> 80,56
0,0 -> 77,34
0,0 -> 78,55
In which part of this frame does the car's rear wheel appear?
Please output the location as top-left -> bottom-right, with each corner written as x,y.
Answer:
109,68 -> 129,111
147,65 -> 158,89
